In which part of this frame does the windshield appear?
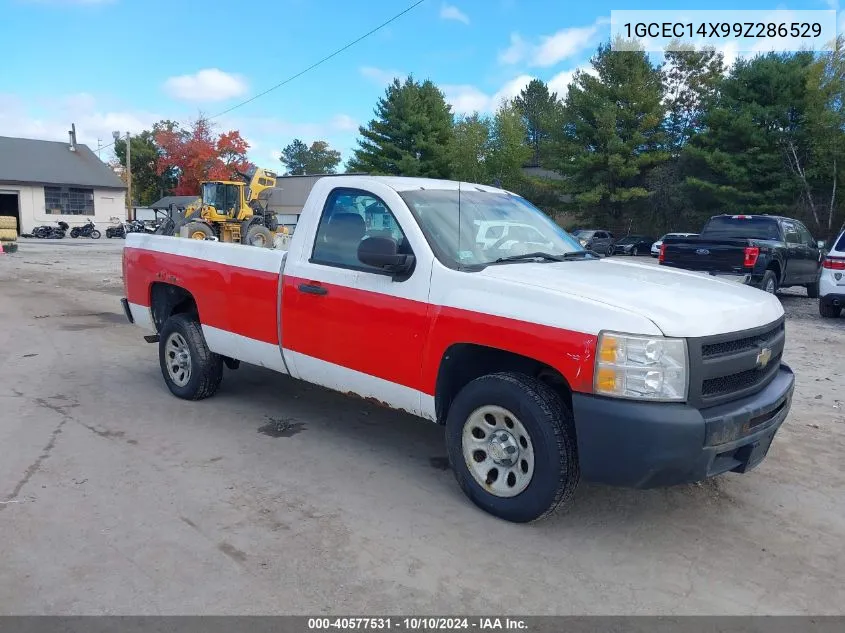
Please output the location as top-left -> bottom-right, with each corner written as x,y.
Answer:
399,189 -> 584,268
617,236 -> 641,244
202,183 -> 218,206
572,229 -> 594,238
701,217 -> 781,240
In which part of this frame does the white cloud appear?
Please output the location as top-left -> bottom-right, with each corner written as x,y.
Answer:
444,75 -> 534,115
491,74 -> 534,107
499,17 -> 608,67
443,85 -> 492,115
440,3 -> 470,25
359,66 -> 405,86
163,68 -> 248,102
330,114 -> 358,132
547,66 -> 596,99
498,33 -> 529,64
0,93 -> 159,153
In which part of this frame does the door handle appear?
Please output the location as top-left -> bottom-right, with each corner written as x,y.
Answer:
297,283 -> 328,296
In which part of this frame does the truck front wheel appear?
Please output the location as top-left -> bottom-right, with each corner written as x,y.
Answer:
159,314 -> 223,400
445,372 -> 580,523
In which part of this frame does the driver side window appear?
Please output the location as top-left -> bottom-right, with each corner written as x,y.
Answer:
311,188 -> 411,271
796,223 -> 815,247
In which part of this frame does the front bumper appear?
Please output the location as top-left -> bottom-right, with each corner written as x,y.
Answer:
701,270 -> 765,287
571,363 -> 794,488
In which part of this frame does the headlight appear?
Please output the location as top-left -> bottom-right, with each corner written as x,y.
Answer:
579,238 -> 587,246
593,331 -> 688,402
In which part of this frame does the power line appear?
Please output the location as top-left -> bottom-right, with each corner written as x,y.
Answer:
93,0 -> 426,157
211,0 -> 426,120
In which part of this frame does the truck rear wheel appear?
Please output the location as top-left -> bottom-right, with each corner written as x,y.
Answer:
761,270 -> 778,294
445,371 -> 580,523
159,314 -> 223,400
245,224 -> 274,248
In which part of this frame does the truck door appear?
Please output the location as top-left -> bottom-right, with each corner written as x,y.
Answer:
281,186 -> 434,418
796,221 -> 821,282
781,220 -> 805,284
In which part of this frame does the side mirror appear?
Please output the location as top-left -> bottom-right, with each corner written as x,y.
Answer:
358,237 -> 415,277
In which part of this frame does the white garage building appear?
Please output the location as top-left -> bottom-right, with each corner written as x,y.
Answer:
0,134 -> 127,235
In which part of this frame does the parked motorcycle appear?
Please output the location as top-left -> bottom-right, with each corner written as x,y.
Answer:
105,217 -> 127,239
24,221 -> 69,239
70,218 -> 101,239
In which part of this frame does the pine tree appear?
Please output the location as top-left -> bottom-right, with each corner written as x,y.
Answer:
348,76 -> 453,178
513,79 -> 559,167
552,41 -> 667,225
684,52 -> 814,217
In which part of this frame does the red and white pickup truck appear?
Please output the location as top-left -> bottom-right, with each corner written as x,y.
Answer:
121,176 -> 795,523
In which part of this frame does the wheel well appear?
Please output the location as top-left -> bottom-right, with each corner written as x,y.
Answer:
434,344 -> 573,424
150,283 -> 198,332
768,260 -> 782,281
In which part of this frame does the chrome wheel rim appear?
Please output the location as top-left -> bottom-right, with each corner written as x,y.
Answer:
165,332 -> 192,387
461,405 -> 535,498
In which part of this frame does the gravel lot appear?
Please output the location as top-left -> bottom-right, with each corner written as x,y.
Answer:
0,240 -> 843,615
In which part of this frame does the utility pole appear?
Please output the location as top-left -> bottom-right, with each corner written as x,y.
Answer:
126,132 -> 133,221
96,138 -> 102,159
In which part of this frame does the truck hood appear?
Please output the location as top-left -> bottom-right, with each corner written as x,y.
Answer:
478,258 -> 784,338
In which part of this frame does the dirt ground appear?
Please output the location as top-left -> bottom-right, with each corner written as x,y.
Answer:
0,239 -> 843,615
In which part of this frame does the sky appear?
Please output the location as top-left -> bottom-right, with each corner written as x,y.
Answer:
0,0 -> 842,170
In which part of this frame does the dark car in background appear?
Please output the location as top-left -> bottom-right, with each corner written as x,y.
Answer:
612,235 -> 654,256
571,229 -> 615,256
659,214 -> 825,296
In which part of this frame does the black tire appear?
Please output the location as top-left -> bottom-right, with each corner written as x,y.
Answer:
158,314 -> 223,400
70,228 -> 79,238
183,221 -> 214,240
761,269 -> 778,294
819,301 -> 841,318
245,224 -> 274,248
445,371 -> 580,523
90,229 -> 101,239
605,245 -> 613,257
806,280 -> 820,298
264,213 -> 279,232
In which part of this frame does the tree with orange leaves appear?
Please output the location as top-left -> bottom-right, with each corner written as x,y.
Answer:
155,116 -> 252,195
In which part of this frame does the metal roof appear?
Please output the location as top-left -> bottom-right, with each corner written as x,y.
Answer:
0,135 -> 126,189
150,195 -> 200,209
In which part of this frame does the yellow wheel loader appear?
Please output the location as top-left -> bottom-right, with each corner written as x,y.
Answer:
175,166 -> 280,248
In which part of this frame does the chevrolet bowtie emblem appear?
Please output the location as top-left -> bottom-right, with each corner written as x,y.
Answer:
756,347 -> 772,368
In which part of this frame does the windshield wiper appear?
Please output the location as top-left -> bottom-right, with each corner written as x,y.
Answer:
492,251 -> 588,264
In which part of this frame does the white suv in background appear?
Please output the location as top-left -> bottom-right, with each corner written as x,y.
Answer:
820,230 -> 845,318
651,233 -> 698,257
